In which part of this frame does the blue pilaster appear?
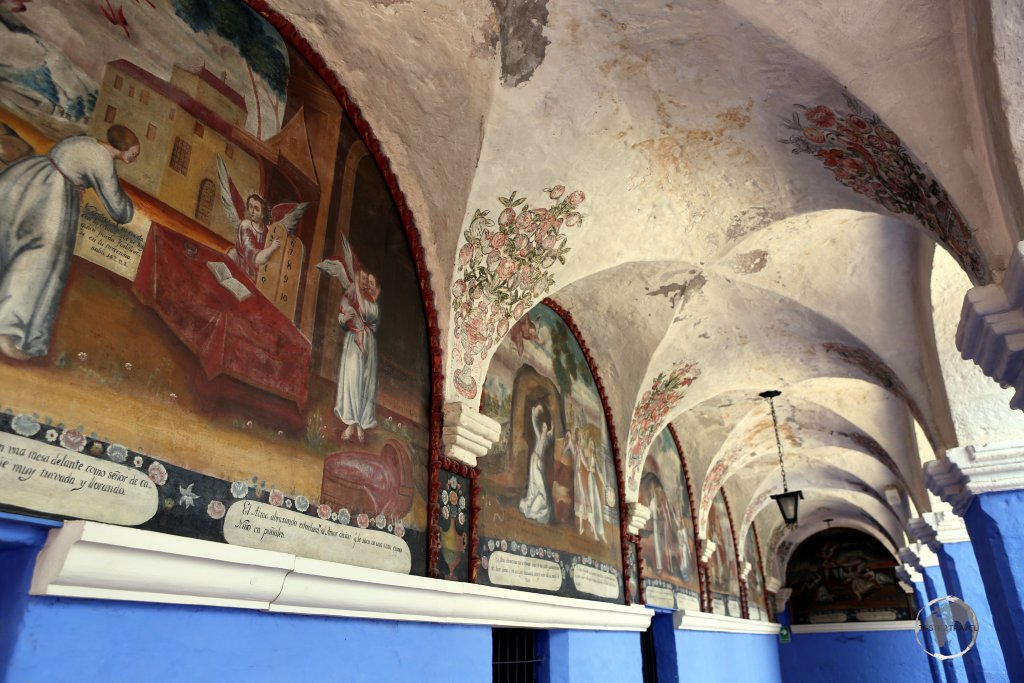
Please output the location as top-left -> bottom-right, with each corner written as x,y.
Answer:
913,579 -> 945,683
921,563 -> 969,683
937,541 -> 1009,682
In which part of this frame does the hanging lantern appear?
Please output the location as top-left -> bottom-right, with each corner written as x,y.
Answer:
759,389 -> 803,527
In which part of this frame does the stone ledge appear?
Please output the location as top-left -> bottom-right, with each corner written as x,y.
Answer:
673,609 -> 779,634
792,621 -> 917,634
30,521 -> 653,631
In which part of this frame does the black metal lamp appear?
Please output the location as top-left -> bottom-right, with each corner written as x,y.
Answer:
760,390 -> 803,527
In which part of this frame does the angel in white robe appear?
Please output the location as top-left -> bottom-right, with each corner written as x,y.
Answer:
215,156 -> 307,282
316,242 -> 381,442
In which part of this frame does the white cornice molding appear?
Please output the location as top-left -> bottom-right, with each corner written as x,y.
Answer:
672,610 -> 779,634
956,241 -> 1024,410
31,521 -> 653,631
792,621 -> 917,634
441,401 -> 501,467
925,441 -> 1024,514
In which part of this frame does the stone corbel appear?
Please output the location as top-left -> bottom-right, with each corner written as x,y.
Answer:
907,517 -> 938,548
626,502 -> 651,535
700,538 -> 717,564
765,576 -> 782,594
956,240 -> 1024,409
740,561 -> 752,581
441,401 -> 501,468
922,510 -> 970,549
897,546 -> 923,573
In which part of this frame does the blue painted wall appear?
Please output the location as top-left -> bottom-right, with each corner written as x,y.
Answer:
674,630 -> 782,683
964,490 -> 1024,681
779,629 -> 935,683
6,597 -> 492,683
541,629 -> 642,683
938,542 -> 1008,683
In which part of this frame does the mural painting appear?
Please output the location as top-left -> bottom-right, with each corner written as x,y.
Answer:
638,428 -> 699,610
743,525 -> 770,621
707,491 -> 741,616
476,303 -> 623,602
436,469 -> 471,581
786,528 -> 911,625
0,1 -> 431,575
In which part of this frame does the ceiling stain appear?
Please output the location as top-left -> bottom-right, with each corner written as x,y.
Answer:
734,249 -> 769,274
491,0 -> 551,87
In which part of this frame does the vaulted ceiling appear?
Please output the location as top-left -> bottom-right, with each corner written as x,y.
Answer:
274,0 -> 1024,577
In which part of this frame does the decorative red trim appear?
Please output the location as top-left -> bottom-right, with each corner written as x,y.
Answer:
751,521 -> 772,618
242,1 -> 445,578
429,456 -> 481,580
543,297 -> 633,605
668,424 -> 706,613
720,490 -> 746,618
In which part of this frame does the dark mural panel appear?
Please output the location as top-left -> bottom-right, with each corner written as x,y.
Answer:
707,491 -> 741,617
477,303 -> 623,602
787,528 -> 912,624
638,428 -> 699,611
0,1 -> 430,575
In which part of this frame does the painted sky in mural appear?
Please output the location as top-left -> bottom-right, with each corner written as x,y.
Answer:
638,428 -> 699,611
0,0 -> 431,575
476,303 -> 623,602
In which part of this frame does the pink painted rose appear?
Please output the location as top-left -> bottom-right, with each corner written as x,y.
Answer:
452,279 -> 467,297
357,513 -> 369,529
207,500 -> 226,520
567,190 -> 585,207
805,105 -> 836,128
486,249 -> 502,270
565,212 -> 582,227
513,302 -> 525,319
498,207 -> 516,226
516,210 -> 534,230
59,429 -> 86,452
317,503 -> 332,519
497,258 -> 518,280
866,134 -> 886,151
490,232 -> 507,249
836,125 -> 861,143
875,125 -> 899,146
269,489 -> 284,507
148,461 -> 168,486
548,185 -> 565,199
846,114 -> 870,131
815,148 -> 845,168
394,522 -> 405,538
459,242 -> 474,266
497,318 -> 509,338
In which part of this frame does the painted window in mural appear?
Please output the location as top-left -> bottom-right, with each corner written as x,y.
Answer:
743,525 -> 770,621
0,1 -> 431,575
707,491 -> 741,616
476,303 -> 623,602
638,428 -> 699,611
786,529 -> 912,625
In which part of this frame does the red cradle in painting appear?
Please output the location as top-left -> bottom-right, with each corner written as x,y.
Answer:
132,223 -> 312,407
321,440 -> 414,518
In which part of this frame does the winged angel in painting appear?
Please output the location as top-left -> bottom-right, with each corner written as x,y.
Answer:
216,156 -> 307,282
316,242 -> 381,443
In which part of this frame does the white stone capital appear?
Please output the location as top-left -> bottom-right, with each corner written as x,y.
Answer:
699,538 -> 717,564
907,517 -> 936,547
923,511 -> 970,548
774,587 -> 792,612
740,561 -> 752,581
897,546 -> 922,572
915,542 -> 940,568
925,440 -> 1024,514
897,563 -> 923,585
626,502 -> 651,535
956,241 -> 1024,409
440,401 -> 501,468
765,576 -> 782,594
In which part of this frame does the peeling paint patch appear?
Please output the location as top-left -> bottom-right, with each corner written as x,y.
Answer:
491,0 -> 550,87
734,249 -> 768,274
647,273 -> 706,310
725,206 -> 780,241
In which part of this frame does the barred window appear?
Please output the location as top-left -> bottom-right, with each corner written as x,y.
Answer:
492,628 -> 541,683
140,90 -> 150,104
195,179 -> 216,223
104,106 -> 116,123
169,136 -> 191,175
194,122 -> 204,138
113,75 -> 123,90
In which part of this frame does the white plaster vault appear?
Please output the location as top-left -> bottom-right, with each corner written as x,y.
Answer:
268,0 -> 1024,585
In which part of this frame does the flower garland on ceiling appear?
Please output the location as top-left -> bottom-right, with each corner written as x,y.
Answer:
625,362 -> 700,490
450,186 -> 586,399
781,93 -> 987,284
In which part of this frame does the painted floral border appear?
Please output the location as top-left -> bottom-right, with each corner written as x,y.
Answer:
625,363 -> 700,491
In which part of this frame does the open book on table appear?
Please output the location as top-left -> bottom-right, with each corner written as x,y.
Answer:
206,260 -> 252,302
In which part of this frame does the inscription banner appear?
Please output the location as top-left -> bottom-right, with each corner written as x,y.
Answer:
76,193 -> 151,280
572,563 -> 620,599
223,501 -> 411,573
0,431 -> 158,525
487,551 -> 563,591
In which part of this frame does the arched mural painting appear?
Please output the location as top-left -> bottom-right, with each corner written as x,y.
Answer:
0,1 -> 432,574
707,490 -> 742,616
786,528 -> 912,625
743,524 -> 770,621
476,302 -> 624,602
638,427 -> 700,611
